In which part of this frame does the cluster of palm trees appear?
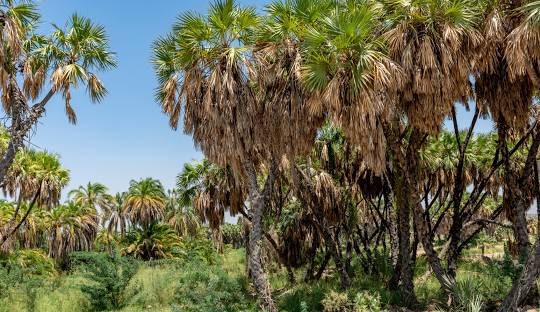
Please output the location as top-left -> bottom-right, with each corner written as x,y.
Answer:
153,0 -> 540,311
0,165 -> 209,262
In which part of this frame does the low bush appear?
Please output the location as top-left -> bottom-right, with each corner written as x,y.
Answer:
69,251 -> 139,311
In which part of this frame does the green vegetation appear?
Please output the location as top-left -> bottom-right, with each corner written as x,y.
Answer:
3,0 -> 540,311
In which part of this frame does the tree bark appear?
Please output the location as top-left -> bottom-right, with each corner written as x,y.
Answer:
386,125 -> 417,304
0,87 -> 55,186
498,240 -> 540,311
245,160 -> 278,312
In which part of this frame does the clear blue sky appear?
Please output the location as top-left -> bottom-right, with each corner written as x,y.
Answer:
31,0 -> 268,198
30,0 -> 493,199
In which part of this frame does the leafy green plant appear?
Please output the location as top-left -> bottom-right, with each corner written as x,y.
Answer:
353,292 -> 385,312
171,262 -> 255,312
322,291 -> 351,312
122,222 -> 182,260
69,252 -> 139,311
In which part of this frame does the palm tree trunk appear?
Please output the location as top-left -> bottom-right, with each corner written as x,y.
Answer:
315,251 -> 332,280
245,160 -> 278,312
390,169 -> 416,302
324,227 -> 351,288
0,87 -> 54,186
387,126 -> 417,304
498,240 -> 540,311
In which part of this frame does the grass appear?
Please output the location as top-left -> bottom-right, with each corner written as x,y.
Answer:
2,243 -> 540,312
0,274 -> 92,312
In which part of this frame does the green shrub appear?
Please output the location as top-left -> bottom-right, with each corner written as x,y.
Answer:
171,262 -> 256,312
322,291 -> 350,312
122,265 -> 178,308
321,291 -> 386,312
69,252 -> 139,311
353,292 -> 385,312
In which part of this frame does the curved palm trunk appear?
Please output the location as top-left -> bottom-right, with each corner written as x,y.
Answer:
498,240 -> 540,311
0,86 -> 55,186
245,161 -> 278,312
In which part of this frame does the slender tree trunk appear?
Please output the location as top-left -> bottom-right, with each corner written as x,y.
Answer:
498,240 -> 540,311
0,88 -> 54,186
304,236 -> 319,282
391,169 -> 416,302
536,160 -> 540,238
389,214 -> 400,266
406,130 -> 453,295
499,122 -> 531,259
245,161 -> 278,312
315,252 -> 331,281
320,224 -> 350,288
386,125 -> 417,304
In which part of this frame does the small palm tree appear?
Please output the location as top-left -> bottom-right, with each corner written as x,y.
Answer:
36,14 -> 116,123
0,10 -> 116,186
122,222 -> 181,260
165,189 -> 201,238
105,192 -> 129,235
124,178 -> 166,229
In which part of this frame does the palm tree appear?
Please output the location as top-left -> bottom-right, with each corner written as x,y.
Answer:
152,0 -> 332,308
68,182 -> 113,225
165,189 -> 201,238
0,11 -> 116,185
124,178 -> 166,229
176,159 -> 242,230
4,150 -> 69,208
302,0 -> 400,174
44,202 -> 98,261
377,0 -> 486,300
105,192 -> 129,235
494,3 -> 540,309
122,222 -> 181,260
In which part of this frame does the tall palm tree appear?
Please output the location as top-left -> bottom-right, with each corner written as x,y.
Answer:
377,0 -> 486,300
152,0 -> 334,308
495,2 -> 540,309
124,178 -> 166,229
0,11 -> 116,185
68,182 -> 113,225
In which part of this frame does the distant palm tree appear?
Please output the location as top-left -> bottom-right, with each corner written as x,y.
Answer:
44,202 -> 98,261
4,150 -> 69,208
165,189 -> 201,238
95,229 -> 118,255
105,192 -> 129,235
176,160 -> 239,230
69,182 -> 113,225
122,222 -> 181,260
124,178 -> 166,228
